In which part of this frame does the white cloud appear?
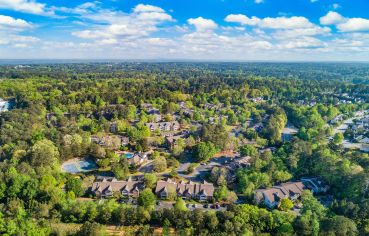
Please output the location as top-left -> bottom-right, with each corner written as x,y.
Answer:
273,26 -> 331,39
133,4 -> 165,13
0,34 -> 38,45
0,15 -> 38,48
0,0 -> 51,15
72,30 -> 104,39
225,14 -> 314,29
225,14 -> 259,26
68,10 -> 336,59
72,4 -> 174,47
279,36 -> 325,49
0,15 -> 32,30
260,16 -> 314,29
337,18 -> 369,32
1,2 -> 369,61
146,37 -> 175,47
224,13 -> 332,52
255,0 -> 264,4
137,11 -> 173,22
53,2 -> 100,15
320,11 -> 345,25
321,11 -> 369,32
188,17 -> 218,31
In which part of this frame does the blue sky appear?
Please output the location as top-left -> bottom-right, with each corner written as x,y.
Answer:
0,0 -> 369,61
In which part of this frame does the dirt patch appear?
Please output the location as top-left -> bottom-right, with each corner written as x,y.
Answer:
214,150 -> 238,158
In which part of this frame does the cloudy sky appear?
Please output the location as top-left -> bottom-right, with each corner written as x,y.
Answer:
0,0 -> 369,61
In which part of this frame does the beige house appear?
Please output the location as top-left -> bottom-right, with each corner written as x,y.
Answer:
146,121 -> 180,132
254,181 -> 306,208
155,178 -> 214,201
91,178 -> 142,198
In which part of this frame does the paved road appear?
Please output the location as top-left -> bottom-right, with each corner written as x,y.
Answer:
331,110 -> 368,149
177,156 -> 232,181
332,110 -> 367,135
137,160 -> 154,173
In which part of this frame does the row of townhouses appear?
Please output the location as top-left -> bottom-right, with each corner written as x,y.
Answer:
155,178 -> 214,201
254,178 -> 329,209
90,178 -> 215,201
91,135 -> 129,147
146,121 -> 180,132
91,178 -> 142,198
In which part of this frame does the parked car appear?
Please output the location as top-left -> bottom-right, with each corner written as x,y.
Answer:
118,199 -> 126,203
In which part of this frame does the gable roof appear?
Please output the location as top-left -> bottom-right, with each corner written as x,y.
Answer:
155,179 -> 214,197
256,181 -> 306,204
91,178 -> 141,194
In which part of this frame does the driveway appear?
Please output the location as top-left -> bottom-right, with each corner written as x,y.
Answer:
137,160 -> 154,173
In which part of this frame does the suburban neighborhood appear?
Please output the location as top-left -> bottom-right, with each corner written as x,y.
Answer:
1,62 -> 369,235
53,97 -> 352,214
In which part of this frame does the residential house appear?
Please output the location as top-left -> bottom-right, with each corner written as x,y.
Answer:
226,156 -> 251,170
301,177 -> 329,194
151,114 -> 162,122
141,103 -> 160,115
182,108 -> 194,117
141,103 -> 154,110
329,114 -> 344,125
121,136 -> 130,146
91,135 -> 127,149
91,177 -> 143,198
254,181 -> 306,209
165,133 -> 188,149
208,115 -> 228,124
253,123 -> 264,133
360,137 -> 369,144
179,101 -> 187,109
155,178 -> 214,201
251,97 -> 265,103
210,156 -> 252,184
260,147 -> 277,153
110,122 -> 118,133
115,152 -> 148,166
128,153 -> 148,166
203,103 -> 218,110
282,125 -> 298,142
146,121 -> 180,132
355,135 -> 364,142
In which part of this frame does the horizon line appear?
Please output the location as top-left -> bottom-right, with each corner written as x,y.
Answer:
1,59 -> 369,65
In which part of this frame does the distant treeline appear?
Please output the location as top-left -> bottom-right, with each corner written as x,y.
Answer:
1,62 -> 369,83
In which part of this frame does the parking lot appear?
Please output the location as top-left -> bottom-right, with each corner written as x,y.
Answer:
178,156 -> 233,181
156,201 -> 227,211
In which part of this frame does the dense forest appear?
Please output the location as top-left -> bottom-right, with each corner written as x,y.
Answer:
0,62 -> 369,235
